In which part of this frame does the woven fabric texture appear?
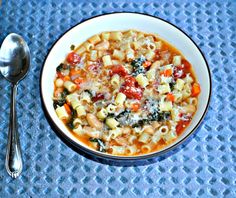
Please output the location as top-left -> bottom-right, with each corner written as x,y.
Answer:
0,0 -> 235,197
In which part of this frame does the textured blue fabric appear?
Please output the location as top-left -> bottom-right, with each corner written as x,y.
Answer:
0,0 -> 235,197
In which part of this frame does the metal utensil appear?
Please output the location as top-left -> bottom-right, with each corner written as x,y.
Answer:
0,33 -> 30,178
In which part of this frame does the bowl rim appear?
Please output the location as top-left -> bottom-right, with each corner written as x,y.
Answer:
40,12 -> 212,161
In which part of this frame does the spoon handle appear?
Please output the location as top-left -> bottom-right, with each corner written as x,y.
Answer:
5,83 -> 23,178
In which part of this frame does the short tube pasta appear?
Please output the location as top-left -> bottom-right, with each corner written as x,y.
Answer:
56,106 -> 69,120
138,132 -> 150,143
162,131 -> 177,142
180,104 -> 196,114
143,125 -> 155,134
172,55 -> 181,66
111,146 -> 125,155
72,125 -> 83,135
111,74 -> 120,88
106,118 -> 119,129
95,40 -> 110,51
101,32 -> 110,40
109,32 -> 123,41
109,128 -> 122,139
158,126 -> 169,135
88,34 -> 101,44
151,132 -> 162,143
141,143 -> 154,153
76,105 -> 86,117
70,98 -> 81,109
106,104 -> 117,114
90,50 -> 97,61
135,74 -> 149,88
64,81 -> 76,92
128,135 -> 137,144
126,145 -> 137,155
145,50 -> 155,61
83,41 -> 94,51
113,49 -> 125,60
97,108 -> 108,120
102,55 -> 112,66
159,101 -> 173,112
115,93 -> 126,106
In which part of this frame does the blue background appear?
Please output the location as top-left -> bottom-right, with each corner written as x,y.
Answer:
0,0 -> 235,197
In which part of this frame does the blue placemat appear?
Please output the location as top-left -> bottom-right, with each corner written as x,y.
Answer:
0,0 -> 235,197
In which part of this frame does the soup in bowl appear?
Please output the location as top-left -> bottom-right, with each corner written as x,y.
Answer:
41,13 -> 211,160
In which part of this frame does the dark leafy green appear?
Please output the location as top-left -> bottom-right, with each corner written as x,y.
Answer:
131,57 -> 146,76
53,89 -> 69,109
67,109 -> 77,129
53,100 -> 65,109
116,109 -> 131,119
56,63 -> 64,72
158,111 -> 171,121
148,111 -> 171,122
84,90 -> 93,97
89,138 -> 106,152
70,44 -> 75,50
56,63 -> 70,72
169,82 -> 175,91
132,119 -> 149,128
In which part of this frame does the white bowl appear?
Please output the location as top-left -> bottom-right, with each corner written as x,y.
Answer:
41,13 -> 211,160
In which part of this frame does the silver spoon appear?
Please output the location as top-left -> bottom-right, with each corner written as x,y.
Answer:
0,33 -> 30,178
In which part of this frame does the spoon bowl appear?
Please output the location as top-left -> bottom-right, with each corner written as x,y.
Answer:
0,33 -> 30,178
0,33 -> 30,83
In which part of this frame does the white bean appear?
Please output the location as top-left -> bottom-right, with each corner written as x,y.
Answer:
86,113 -> 103,130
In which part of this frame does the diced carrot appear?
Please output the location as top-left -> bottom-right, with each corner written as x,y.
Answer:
74,77 -> 84,89
74,77 -> 84,84
164,69 -> 172,77
70,68 -> 81,76
131,103 -> 140,112
64,103 -> 71,115
63,75 -> 70,81
57,72 -> 64,79
143,61 -> 152,68
191,83 -> 201,97
160,69 -> 172,77
166,93 -> 175,102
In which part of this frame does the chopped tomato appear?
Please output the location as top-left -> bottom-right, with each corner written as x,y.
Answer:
160,69 -> 172,77
154,50 -> 161,60
120,76 -> 143,100
143,61 -> 152,68
66,52 -> 81,65
182,59 -> 191,70
120,86 -> 143,100
124,76 -> 136,87
64,103 -> 71,115
92,93 -> 105,102
131,103 -> 140,112
173,66 -> 186,79
166,93 -> 175,102
176,120 -> 191,135
110,65 -> 127,77
191,83 -> 201,97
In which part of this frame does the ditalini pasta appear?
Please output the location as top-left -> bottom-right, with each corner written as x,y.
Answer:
53,30 -> 201,156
